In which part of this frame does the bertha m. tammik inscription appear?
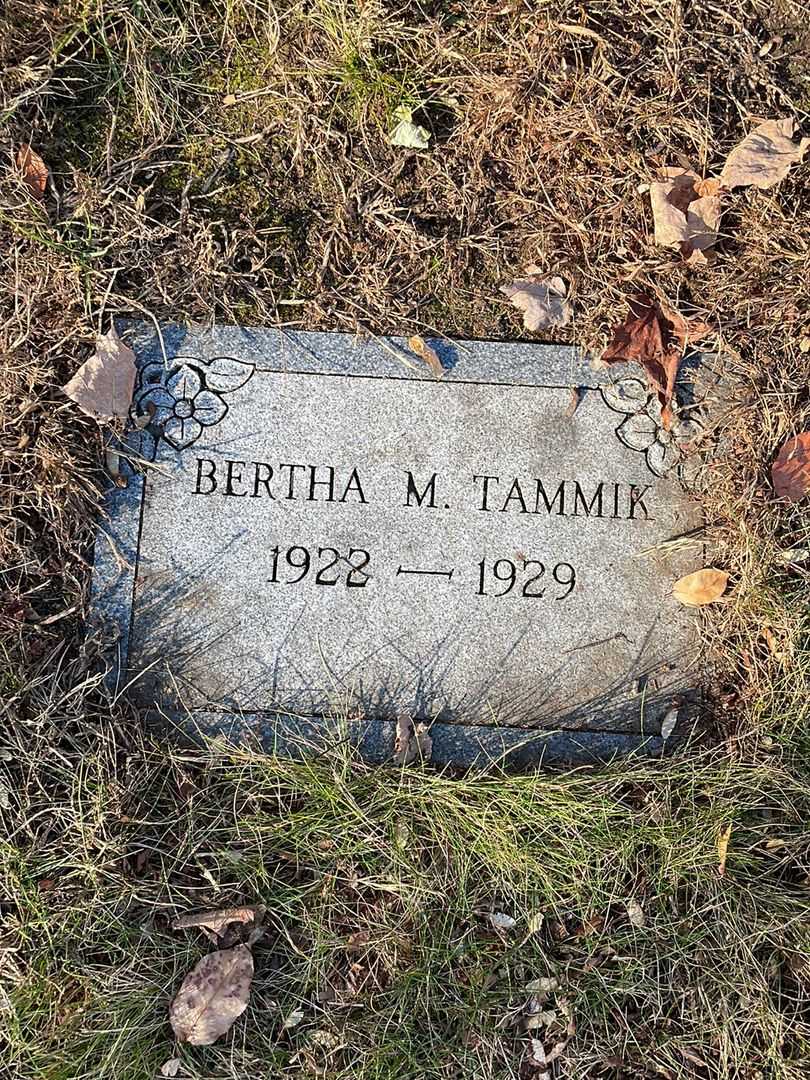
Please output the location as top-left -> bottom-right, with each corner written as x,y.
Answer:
90,323 -> 706,766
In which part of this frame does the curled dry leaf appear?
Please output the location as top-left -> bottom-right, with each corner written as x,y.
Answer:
717,823 -> 732,876
408,334 -> 444,377
649,168 -> 723,264
771,431 -> 810,501
624,899 -> 645,927
526,976 -> 560,994
500,272 -> 572,331
171,905 -> 262,937
524,1009 -> 557,1031
16,144 -> 48,199
520,1038 -> 551,1080
389,105 -> 430,150
672,568 -> 729,607
393,714 -> 433,765
346,929 -> 371,951
282,1007 -> 305,1030
600,294 -> 712,426
62,327 -> 136,421
489,911 -> 517,932
169,944 -> 253,1046
660,706 -> 679,740
720,119 -> 810,190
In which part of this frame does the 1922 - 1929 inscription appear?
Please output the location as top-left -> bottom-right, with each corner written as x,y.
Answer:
91,324 -> 706,766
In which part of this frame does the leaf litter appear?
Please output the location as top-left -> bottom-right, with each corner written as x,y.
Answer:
500,270 -> 573,331
673,568 -> 729,607
600,294 -> 712,427
393,714 -> 433,765
171,905 -> 263,937
771,432 -> 810,501
389,105 -> 430,150
16,144 -> 48,199
169,943 -> 254,1045
408,334 -> 444,377
717,823 -> 733,876
660,705 -> 679,740
624,898 -> 646,927
649,168 -> 723,264
62,327 -> 137,421
720,119 -> 809,190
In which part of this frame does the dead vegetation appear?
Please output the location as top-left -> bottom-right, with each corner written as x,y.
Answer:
1,0 -> 810,1076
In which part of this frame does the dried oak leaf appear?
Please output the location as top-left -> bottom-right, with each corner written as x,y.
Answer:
672,568 -> 729,607
62,327 -> 136,421
649,168 -> 723,263
16,144 -> 48,199
393,714 -> 433,765
500,272 -> 572,331
169,944 -> 253,1046
600,294 -> 711,426
771,431 -> 810,501
720,119 -> 810,190
408,334 -> 444,377
171,906 -> 263,937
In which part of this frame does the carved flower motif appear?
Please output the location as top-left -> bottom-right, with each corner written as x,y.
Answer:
601,377 -> 702,477
128,355 -> 255,460
136,363 -> 228,450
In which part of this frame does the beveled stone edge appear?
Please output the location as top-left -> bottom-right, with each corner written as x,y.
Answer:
87,469 -> 145,694
117,318 -> 633,389
172,709 -> 677,767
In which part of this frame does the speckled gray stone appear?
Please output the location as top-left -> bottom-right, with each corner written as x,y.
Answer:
90,322 -> 707,767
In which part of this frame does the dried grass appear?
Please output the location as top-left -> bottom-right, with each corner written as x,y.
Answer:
1,0 -> 810,1076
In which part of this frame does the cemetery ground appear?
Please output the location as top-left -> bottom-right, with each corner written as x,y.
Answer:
1,1 -> 809,1078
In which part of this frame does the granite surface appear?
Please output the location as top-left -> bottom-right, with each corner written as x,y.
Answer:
89,322 -> 707,766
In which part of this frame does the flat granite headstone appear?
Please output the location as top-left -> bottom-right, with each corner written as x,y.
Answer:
91,322 -> 710,767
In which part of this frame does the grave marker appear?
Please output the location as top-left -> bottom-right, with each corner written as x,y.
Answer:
91,323 -> 710,766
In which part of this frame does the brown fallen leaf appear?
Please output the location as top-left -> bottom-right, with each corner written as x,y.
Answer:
720,119 -> 810,190
649,168 -> 723,263
16,144 -> 48,199
408,334 -> 444,377
62,327 -> 136,421
672,568 -> 729,607
393,714 -> 433,765
564,387 -> 584,418
761,626 -> 782,659
169,944 -> 253,1046
500,272 -> 572,331
624,899 -> 645,928
520,1038 -> 551,1080
717,823 -> 732,876
171,906 -> 262,937
771,431 -> 810,501
600,294 -> 712,426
